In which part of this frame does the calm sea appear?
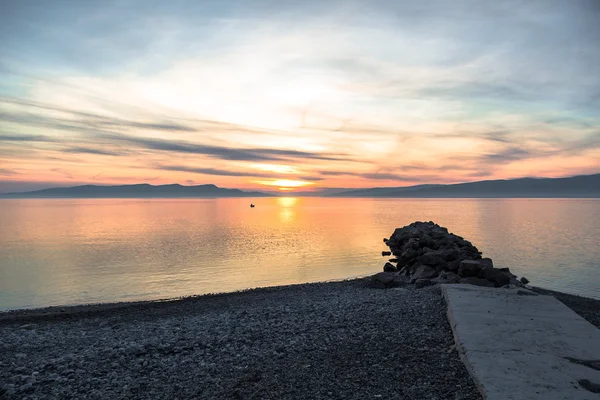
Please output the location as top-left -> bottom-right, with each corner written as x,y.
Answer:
0,198 -> 598,310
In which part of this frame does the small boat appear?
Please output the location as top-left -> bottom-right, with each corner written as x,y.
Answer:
250,203 -> 255,208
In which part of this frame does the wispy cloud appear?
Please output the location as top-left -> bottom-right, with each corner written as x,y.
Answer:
0,134 -> 57,142
157,165 -> 276,178
63,147 -> 124,156
0,168 -> 18,175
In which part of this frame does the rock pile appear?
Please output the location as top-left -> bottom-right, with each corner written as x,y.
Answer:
371,221 -> 527,289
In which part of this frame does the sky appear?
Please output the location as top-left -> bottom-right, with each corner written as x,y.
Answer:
0,0 -> 599,193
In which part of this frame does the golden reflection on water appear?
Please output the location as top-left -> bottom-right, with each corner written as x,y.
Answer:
0,198 -> 599,309
277,197 -> 298,223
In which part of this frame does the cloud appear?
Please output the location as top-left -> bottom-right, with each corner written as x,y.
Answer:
157,164 -> 326,182
320,169 -> 459,183
0,133 -> 56,142
157,164 -> 275,178
63,147 -> 124,156
97,133 -> 347,162
0,101 -> 196,133
481,147 -> 531,163
0,168 -> 18,175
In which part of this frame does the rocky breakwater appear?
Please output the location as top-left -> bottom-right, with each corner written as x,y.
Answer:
371,221 -> 529,289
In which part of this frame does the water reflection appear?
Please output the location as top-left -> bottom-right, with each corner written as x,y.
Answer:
277,197 -> 298,223
0,198 -> 598,310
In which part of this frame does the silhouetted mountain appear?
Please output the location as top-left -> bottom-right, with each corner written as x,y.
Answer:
328,173 -> 600,198
0,184 -> 273,198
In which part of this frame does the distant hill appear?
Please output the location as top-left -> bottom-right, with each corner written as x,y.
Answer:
0,184 -> 273,198
328,173 -> 600,198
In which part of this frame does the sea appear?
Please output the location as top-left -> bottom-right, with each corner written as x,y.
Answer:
0,197 -> 598,310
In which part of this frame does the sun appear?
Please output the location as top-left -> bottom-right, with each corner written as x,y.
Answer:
253,179 -> 315,190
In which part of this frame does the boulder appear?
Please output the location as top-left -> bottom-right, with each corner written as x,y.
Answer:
458,260 -> 483,278
509,277 -> 525,287
436,248 -> 460,262
382,251 -> 392,256
480,258 -> 494,269
415,279 -> 436,289
369,272 -> 397,289
400,248 -> 417,262
418,253 -> 447,267
369,272 -> 411,289
412,265 -> 437,280
520,277 -> 530,285
392,273 -> 411,287
405,238 -> 420,251
438,271 -> 461,284
481,268 -> 511,287
460,277 -> 495,287
383,262 -> 398,272
447,260 -> 461,271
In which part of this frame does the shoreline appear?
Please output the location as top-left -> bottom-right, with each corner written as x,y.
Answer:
1,278 -> 599,329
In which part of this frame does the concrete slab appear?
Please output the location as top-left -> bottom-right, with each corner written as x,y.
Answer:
442,284 -> 600,400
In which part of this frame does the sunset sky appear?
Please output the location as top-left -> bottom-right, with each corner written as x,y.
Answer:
1,0 -> 599,193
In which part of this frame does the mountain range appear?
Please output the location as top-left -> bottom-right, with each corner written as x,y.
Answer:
327,173 -> 600,198
0,184 -> 272,198
1,173 -> 598,198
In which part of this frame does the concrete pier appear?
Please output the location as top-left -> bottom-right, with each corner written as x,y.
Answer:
442,284 -> 600,400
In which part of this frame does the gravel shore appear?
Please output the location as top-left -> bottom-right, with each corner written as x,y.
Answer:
0,279 -> 481,400
531,287 -> 600,329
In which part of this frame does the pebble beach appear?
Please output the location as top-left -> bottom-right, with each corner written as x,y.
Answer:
1,279 -> 481,400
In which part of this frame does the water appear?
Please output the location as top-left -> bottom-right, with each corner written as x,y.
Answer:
0,198 -> 598,310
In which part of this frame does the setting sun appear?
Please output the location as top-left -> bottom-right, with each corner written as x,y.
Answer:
253,179 -> 315,189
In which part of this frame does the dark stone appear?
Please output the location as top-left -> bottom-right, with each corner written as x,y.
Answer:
520,277 -> 530,285
458,260 -> 483,278
382,251 -> 392,256
510,277 -> 525,287
388,258 -> 399,263
479,258 -> 493,269
401,248 -> 417,261
372,272 -> 395,284
481,268 -> 511,287
405,238 -> 420,250
412,265 -> 438,280
436,248 -> 460,262
447,260 -> 461,271
418,252 -> 447,267
393,274 -> 411,286
383,238 -> 388,243
383,262 -> 398,272
415,279 -> 436,289
369,272 -> 407,288
498,267 -> 511,274
460,277 -> 495,287
435,264 -> 448,274
438,271 -> 461,284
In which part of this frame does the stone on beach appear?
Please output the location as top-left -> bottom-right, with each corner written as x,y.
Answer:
375,221 -> 523,289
